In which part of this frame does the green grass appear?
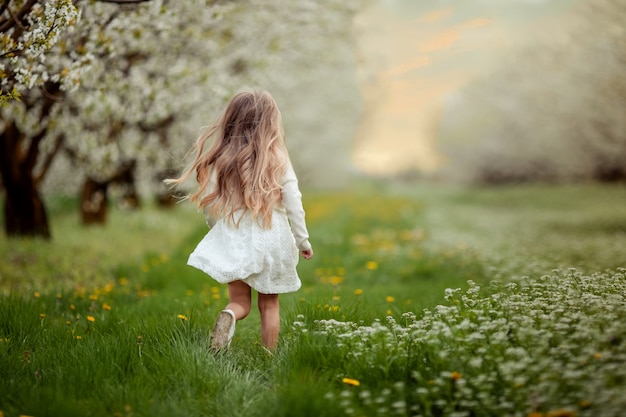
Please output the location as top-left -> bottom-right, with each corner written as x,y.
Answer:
406,183 -> 626,275
1,183 -> 625,417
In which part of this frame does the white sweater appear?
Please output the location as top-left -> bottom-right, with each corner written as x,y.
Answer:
280,164 -> 312,252
203,163 -> 312,252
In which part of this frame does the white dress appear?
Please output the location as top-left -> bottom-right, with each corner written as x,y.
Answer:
187,164 -> 311,294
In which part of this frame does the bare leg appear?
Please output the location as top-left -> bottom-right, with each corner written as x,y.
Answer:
258,292 -> 280,350
226,280 -> 252,320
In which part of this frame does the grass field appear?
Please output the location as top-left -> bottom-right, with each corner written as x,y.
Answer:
1,183 -> 625,417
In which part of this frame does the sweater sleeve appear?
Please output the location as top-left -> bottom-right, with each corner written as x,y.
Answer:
281,164 -> 312,252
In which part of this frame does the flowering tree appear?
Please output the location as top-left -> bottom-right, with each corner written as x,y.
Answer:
1,0 -> 86,238
1,0 -> 362,238
0,0 -> 81,105
0,0 -> 164,236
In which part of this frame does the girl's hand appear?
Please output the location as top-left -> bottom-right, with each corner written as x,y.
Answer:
301,249 -> 313,260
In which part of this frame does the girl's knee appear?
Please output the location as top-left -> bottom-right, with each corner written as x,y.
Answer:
233,302 -> 251,319
257,293 -> 279,314
228,281 -> 252,319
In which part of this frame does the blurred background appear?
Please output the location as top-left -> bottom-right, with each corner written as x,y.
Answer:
1,0 -> 624,240
354,0 -> 624,182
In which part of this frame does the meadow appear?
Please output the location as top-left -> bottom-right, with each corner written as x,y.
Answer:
1,183 -> 625,417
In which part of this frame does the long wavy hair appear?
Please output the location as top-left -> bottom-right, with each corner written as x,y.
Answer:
166,90 -> 288,228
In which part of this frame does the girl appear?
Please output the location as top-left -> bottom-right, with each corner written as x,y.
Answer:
166,90 -> 313,351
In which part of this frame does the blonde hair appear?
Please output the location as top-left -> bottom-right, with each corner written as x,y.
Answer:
166,90 -> 288,228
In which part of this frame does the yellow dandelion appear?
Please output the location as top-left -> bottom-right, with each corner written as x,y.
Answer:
56,293 -> 62,299
386,296 -> 395,303
386,310 -> 392,316
365,261 -> 378,270
332,295 -> 341,301
342,377 -> 360,386
86,316 -> 95,323
104,283 -> 114,293
119,277 -> 128,285
89,294 -> 98,301
331,306 -> 340,312
34,292 -> 40,298
39,313 -> 46,319
593,353 -> 602,359
450,371 -> 462,380
177,314 -> 188,321
354,289 -> 363,295
211,293 -> 221,299
74,335 -> 82,340
329,276 -> 344,286
66,320 -> 71,325
102,303 -> 112,311
70,304 -> 76,311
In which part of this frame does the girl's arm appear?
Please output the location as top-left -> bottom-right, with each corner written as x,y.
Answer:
281,164 -> 312,255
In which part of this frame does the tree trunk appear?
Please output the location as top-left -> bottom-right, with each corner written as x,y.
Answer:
0,121 -> 51,239
80,177 -> 109,225
79,161 -> 140,225
2,177 -> 51,239
114,160 -> 140,211
0,82 -> 63,239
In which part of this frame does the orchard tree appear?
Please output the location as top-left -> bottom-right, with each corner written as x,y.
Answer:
58,0 -> 229,224
0,0 -> 225,235
0,0 -> 158,237
1,0 -> 363,238
49,0 -> 362,219
1,0 -> 83,238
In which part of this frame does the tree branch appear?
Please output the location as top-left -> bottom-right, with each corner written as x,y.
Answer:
0,1 -> 10,19
34,133 -> 64,186
0,0 -> 37,34
0,47 -> 22,59
22,126 -> 46,174
22,82 -> 61,173
138,114 -> 175,134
